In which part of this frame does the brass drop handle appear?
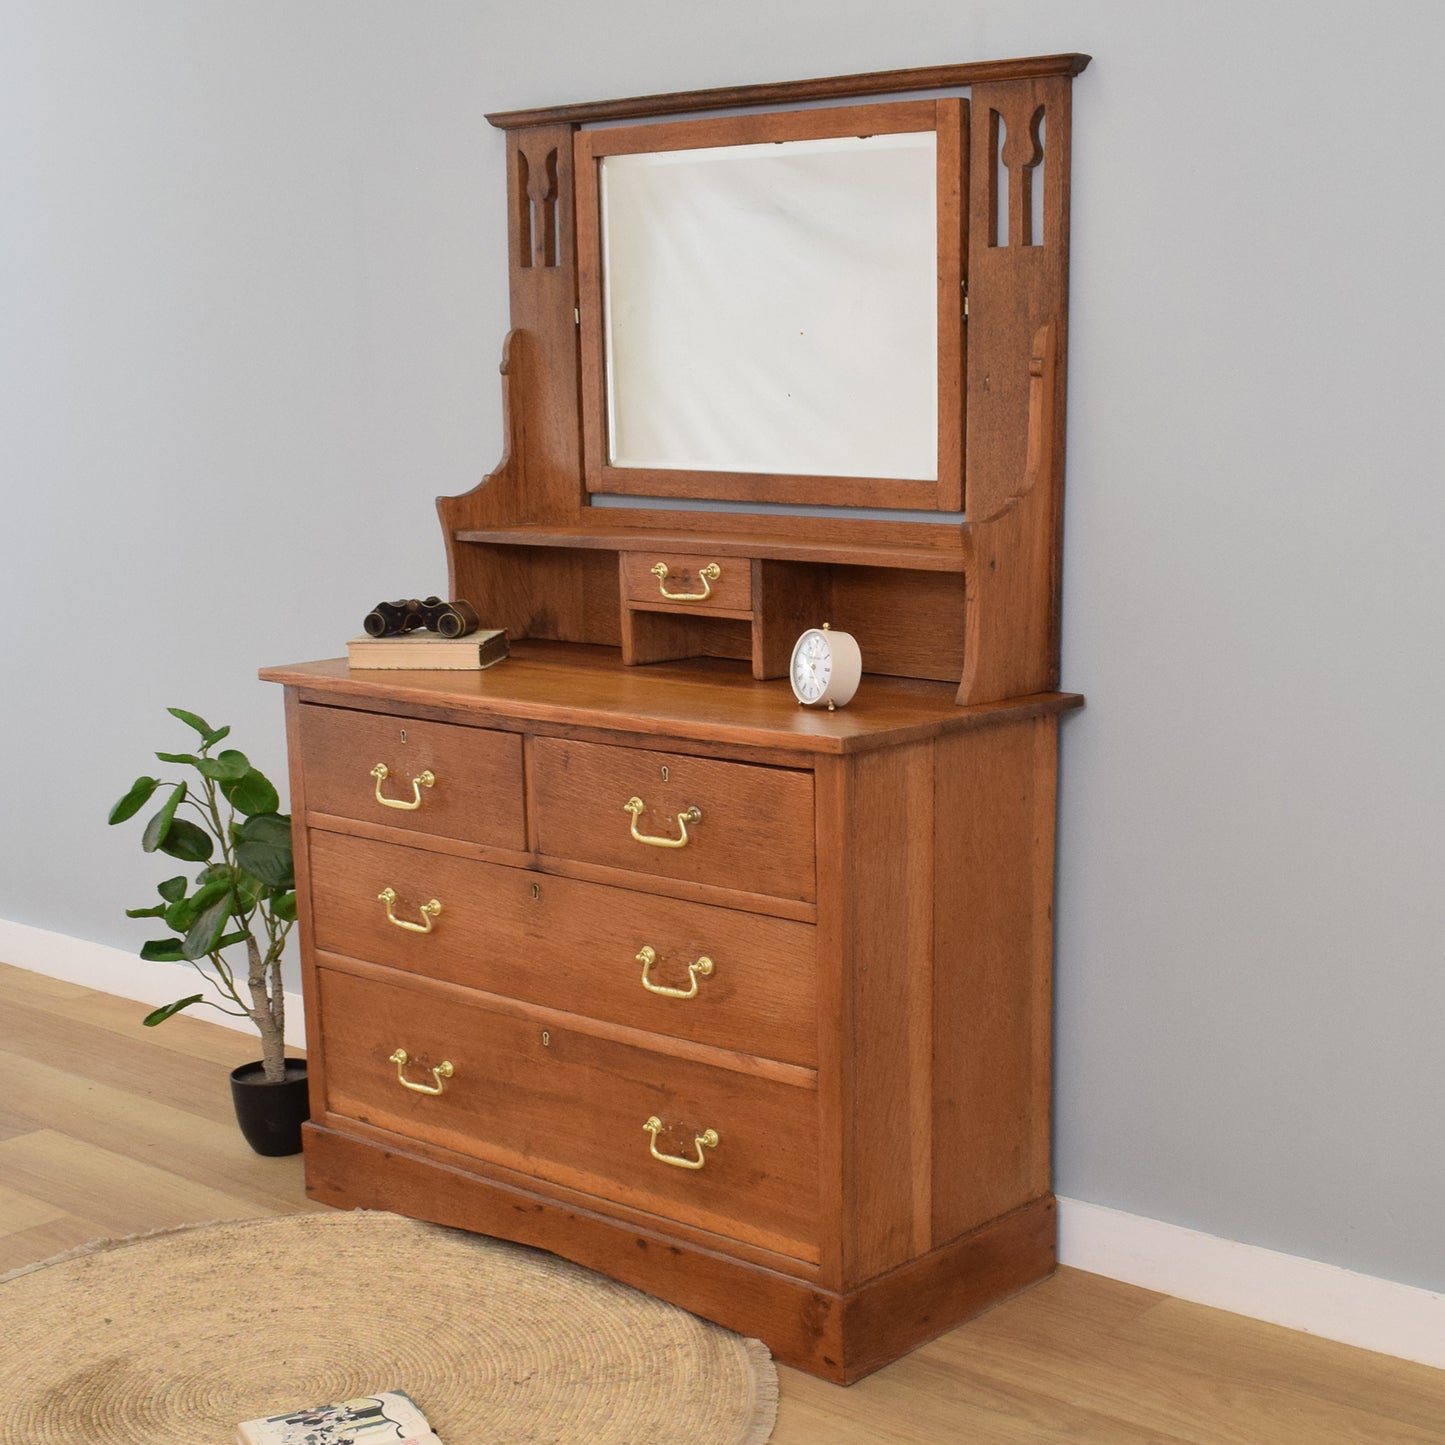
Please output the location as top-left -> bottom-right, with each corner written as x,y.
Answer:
389,1048 -> 454,1095
378,886 -> 441,934
643,1115 -> 719,1171
623,796 -> 701,849
371,762 -> 436,811
637,945 -> 714,1000
651,561 -> 720,602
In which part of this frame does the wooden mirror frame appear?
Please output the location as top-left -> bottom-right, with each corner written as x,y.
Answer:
576,101 -> 965,512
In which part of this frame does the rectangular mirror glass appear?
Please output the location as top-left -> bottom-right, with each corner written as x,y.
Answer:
599,131 -> 938,483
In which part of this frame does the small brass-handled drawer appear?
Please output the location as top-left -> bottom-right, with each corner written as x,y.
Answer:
533,738 -> 815,902
620,553 -> 752,614
298,705 -> 524,850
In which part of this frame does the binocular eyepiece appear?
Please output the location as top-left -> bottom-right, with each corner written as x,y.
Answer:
363,596 -> 480,640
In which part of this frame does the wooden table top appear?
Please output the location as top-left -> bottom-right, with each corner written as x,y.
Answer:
261,641 -> 1082,756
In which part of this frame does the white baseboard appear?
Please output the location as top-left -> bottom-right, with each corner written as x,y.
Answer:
1058,1196 -> 1445,1370
0,916 -> 306,1050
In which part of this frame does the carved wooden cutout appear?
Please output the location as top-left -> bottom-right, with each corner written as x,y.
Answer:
988,108 -> 1006,247
991,103 -> 1046,249
1003,104 -> 1045,249
515,148 -> 532,268
515,143 -> 562,269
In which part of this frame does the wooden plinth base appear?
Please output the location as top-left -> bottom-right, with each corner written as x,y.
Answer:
303,1124 -> 1057,1383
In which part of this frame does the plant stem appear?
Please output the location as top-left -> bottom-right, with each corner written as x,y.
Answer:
246,931 -> 287,1083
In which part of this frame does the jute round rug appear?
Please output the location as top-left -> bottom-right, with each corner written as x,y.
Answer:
0,1210 -> 777,1444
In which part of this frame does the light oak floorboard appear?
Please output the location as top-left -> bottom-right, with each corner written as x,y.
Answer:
2,962 -> 1442,1440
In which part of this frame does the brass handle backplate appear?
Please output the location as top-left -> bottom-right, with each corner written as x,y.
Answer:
637,945 -> 714,999
643,1115 -> 719,1170
623,796 -> 701,849
371,762 -> 436,811
651,560 -> 720,601
389,1047 -> 454,1096
378,886 -> 441,934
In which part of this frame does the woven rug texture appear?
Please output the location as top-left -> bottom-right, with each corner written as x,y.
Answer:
0,1210 -> 777,1445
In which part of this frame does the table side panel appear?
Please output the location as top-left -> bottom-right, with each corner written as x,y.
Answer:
931,714 -> 1058,1240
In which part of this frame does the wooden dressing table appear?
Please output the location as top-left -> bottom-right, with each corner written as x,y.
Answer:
263,51 -> 1088,1383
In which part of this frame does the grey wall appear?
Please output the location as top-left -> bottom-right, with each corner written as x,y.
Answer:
3,2 -> 1442,1292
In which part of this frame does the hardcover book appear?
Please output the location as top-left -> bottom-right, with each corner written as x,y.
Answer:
235,1390 -> 443,1445
347,628 -> 508,671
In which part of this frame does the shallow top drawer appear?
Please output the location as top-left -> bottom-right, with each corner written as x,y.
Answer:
298,706 -> 525,850
621,552 -> 752,613
532,738 -> 814,902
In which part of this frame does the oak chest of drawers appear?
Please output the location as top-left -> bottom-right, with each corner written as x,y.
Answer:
265,50 -> 1088,1381
263,652 -> 1078,1381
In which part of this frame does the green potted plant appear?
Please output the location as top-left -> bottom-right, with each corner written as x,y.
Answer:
108,707 -> 307,1155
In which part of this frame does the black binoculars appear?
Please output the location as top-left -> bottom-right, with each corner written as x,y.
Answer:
363,596 -> 480,639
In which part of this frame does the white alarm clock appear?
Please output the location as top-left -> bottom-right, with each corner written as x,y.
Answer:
789,624 -> 862,709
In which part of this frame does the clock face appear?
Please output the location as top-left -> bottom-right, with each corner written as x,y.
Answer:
790,629 -> 833,705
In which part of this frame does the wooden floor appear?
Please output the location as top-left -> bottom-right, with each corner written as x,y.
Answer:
3,961 -> 1442,1443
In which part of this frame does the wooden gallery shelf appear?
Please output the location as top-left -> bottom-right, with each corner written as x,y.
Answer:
448,526 -> 972,685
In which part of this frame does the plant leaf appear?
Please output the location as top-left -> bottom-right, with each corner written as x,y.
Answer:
235,838 -> 294,888
108,775 -> 159,825
125,904 -> 167,919
270,891 -> 298,923
157,875 -> 188,902
197,749 -> 250,783
183,893 -> 233,960
155,750 -> 200,767
201,725 -> 231,748
139,937 -> 188,963
167,708 -> 213,736
143,995 -> 206,1026
232,870 -> 264,909
179,878 -> 229,924
190,867 -> 229,901
164,896 -> 197,932
223,768 -> 279,816
214,930 -> 250,950
155,817 -> 213,862
141,783 -> 188,852
238,812 -> 292,846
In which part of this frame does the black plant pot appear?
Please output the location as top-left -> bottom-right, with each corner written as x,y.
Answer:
229,1059 -> 310,1157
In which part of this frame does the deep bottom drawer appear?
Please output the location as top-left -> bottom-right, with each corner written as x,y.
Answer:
316,962 -> 820,1263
